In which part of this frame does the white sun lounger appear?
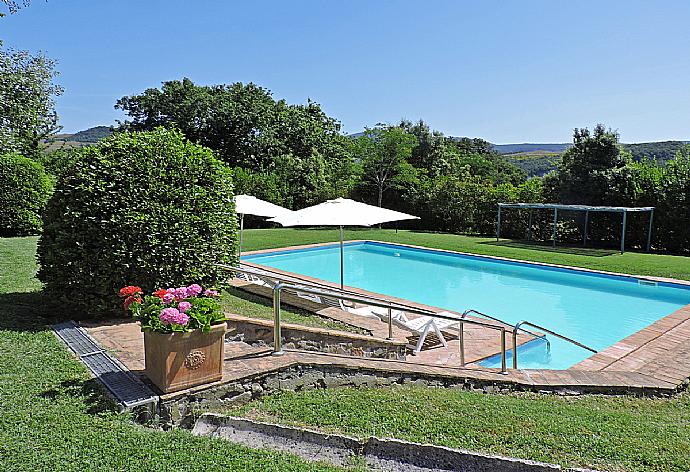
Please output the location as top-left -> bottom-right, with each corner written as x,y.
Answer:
237,269 -> 272,287
350,304 -> 409,323
400,312 -> 459,354
303,295 -> 388,321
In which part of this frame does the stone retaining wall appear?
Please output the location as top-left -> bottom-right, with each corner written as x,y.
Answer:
159,364 -> 517,427
225,315 -> 407,360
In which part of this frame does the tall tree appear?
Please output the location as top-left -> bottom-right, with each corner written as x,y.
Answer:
355,126 -> 417,207
0,41 -> 63,158
398,119 -> 447,174
116,78 -> 351,172
557,124 -> 629,204
117,78 -> 354,208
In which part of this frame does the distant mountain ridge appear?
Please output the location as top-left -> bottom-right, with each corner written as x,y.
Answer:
52,126 -> 113,144
492,143 -> 571,154
45,126 -> 114,152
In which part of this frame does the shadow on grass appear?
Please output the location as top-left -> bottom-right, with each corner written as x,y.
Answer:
40,377 -> 116,415
480,239 -> 619,257
0,290 -> 54,333
0,291 -> 121,416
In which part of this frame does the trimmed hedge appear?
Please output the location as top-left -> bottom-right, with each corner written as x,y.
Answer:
37,128 -> 238,318
0,153 -> 53,236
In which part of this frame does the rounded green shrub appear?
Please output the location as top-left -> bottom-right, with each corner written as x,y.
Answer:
0,153 -> 53,236
37,128 -> 238,318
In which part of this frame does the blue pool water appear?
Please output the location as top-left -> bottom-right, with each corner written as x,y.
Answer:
243,241 -> 690,369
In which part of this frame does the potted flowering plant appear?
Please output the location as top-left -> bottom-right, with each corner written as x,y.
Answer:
120,284 -> 226,393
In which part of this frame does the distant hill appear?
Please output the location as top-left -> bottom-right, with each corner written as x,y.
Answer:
623,141 -> 688,163
69,126 -> 112,143
492,143 -> 571,154
348,131 -> 689,176
496,140 -> 689,176
45,126 -> 113,152
503,151 -> 561,177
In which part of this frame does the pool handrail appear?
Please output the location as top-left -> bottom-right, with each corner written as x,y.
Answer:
461,309 -> 547,344
511,320 -> 597,370
220,264 -> 515,373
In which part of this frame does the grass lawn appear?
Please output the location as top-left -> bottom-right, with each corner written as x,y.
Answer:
0,237 -> 351,472
3,231 -> 690,471
242,228 -> 690,281
231,386 -> 690,472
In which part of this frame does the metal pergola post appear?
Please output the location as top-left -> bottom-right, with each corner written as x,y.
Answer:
497,203 -> 654,253
496,205 -> 502,241
620,210 -> 627,254
646,209 -> 654,252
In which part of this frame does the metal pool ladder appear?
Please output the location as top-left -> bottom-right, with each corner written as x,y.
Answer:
510,320 -> 597,369
462,309 -> 597,370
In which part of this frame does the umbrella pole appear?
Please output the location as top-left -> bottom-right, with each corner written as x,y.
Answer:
339,226 -> 344,290
239,213 -> 244,256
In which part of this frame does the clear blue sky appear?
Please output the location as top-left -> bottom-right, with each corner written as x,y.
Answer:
4,0 -> 690,143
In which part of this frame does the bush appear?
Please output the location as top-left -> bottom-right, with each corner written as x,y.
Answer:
37,128 -> 238,318
0,153 -> 52,236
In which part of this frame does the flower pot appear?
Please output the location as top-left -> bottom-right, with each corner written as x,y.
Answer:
143,322 -> 226,393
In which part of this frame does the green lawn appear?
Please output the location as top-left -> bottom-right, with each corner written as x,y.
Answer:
3,231 -> 690,471
232,386 -> 690,472
242,228 -> 690,280
0,237 -> 350,472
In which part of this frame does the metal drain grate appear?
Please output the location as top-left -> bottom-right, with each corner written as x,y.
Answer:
52,321 -> 158,410
53,321 -> 103,356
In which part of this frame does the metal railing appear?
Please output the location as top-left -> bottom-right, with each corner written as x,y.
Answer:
236,262 -> 441,316
462,309 -> 550,350
511,320 -> 597,369
220,265 -> 515,373
221,264 -> 597,372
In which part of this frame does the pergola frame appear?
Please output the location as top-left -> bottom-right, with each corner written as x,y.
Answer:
496,203 -> 655,254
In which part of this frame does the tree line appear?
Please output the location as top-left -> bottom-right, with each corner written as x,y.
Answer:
2,42 -> 689,253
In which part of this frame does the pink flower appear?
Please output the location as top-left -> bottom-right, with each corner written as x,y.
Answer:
162,293 -> 176,304
159,307 -> 189,326
187,284 -> 202,296
204,289 -> 220,297
178,301 -> 192,312
174,286 -> 189,301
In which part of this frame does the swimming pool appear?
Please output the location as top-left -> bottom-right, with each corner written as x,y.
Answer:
243,241 -> 690,369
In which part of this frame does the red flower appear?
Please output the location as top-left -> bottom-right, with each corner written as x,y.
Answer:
123,295 -> 142,311
119,286 -> 142,298
153,288 -> 168,299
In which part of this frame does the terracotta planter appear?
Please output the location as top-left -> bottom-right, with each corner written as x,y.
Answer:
143,322 -> 226,393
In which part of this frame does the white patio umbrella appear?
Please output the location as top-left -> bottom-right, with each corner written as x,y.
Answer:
234,195 -> 292,254
269,198 -> 420,289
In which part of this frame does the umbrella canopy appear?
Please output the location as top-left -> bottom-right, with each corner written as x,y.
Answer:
234,195 -> 292,254
270,198 -> 419,289
235,195 -> 292,218
269,198 -> 419,227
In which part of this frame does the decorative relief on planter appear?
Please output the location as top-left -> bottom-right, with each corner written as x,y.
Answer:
185,350 -> 206,370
